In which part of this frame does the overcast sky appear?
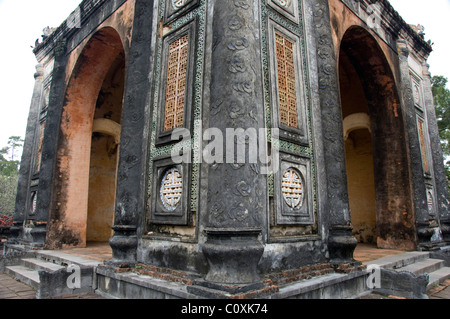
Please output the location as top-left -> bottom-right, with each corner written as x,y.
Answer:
0,0 -> 448,155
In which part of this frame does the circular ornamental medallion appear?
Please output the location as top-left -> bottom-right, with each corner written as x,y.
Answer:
160,168 -> 183,211
281,168 -> 304,209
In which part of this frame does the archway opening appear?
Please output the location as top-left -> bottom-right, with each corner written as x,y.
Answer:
48,27 -> 125,249
86,51 -> 125,242
338,26 -> 417,251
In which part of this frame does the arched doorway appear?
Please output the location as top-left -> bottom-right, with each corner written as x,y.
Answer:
48,27 -> 126,248
86,51 -> 125,242
338,26 -> 417,250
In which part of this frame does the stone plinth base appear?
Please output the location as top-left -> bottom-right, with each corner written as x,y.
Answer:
95,263 -> 369,299
202,228 -> 264,285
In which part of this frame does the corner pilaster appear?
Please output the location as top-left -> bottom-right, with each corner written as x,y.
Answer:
107,0 -> 156,267
396,39 -> 441,250
199,0 -> 267,286
421,62 -> 450,244
309,0 -> 356,262
9,65 -> 45,243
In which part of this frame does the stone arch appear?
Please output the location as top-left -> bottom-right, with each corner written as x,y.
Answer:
92,118 -> 121,145
343,113 -> 371,141
338,26 -> 417,250
47,27 -> 126,248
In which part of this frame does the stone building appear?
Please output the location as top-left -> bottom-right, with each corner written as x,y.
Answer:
7,0 -> 450,297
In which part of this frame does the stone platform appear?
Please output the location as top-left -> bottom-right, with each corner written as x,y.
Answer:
2,243 -> 450,299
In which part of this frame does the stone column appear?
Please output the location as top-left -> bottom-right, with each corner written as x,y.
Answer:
200,0 -> 267,286
28,39 -> 70,247
107,0 -> 155,267
421,62 -> 450,243
309,0 -> 356,263
396,39 -> 438,249
10,65 -> 44,242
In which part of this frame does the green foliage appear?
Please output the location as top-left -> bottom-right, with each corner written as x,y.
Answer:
431,76 -> 450,189
0,136 -> 23,218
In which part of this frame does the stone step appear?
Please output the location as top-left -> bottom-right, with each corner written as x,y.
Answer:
5,265 -> 40,289
34,250 -> 101,268
22,258 -> 66,273
427,267 -> 450,290
364,251 -> 430,269
3,249 -> 103,299
395,259 -> 444,276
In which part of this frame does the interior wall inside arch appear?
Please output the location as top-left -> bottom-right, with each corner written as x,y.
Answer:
339,50 -> 377,244
87,52 -> 125,242
339,26 -> 416,250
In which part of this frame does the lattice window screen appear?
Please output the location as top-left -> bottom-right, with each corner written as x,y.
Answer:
35,122 -> 45,173
275,32 -> 298,129
164,34 -> 189,131
417,118 -> 430,174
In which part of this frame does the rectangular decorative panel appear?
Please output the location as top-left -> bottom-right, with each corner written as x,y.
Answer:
275,32 -> 298,129
417,117 -> 430,174
34,122 -> 45,174
156,19 -> 196,146
268,19 -> 309,145
164,34 -> 189,131
150,156 -> 191,225
410,73 -> 423,111
274,152 -> 315,225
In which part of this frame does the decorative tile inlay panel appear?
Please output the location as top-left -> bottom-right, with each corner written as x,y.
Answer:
281,168 -> 304,209
275,32 -> 298,129
164,34 -> 189,131
160,168 -> 183,211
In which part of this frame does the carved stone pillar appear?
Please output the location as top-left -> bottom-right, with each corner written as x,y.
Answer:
396,39 -> 439,249
309,0 -> 356,262
201,0 -> 267,285
421,62 -> 450,244
107,0 -> 155,267
9,65 -> 44,243
20,38 -> 69,249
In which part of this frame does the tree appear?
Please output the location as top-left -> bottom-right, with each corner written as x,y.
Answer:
0,136 -> 23,217
431,75 -> 450,188
7,136 -> 24,161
